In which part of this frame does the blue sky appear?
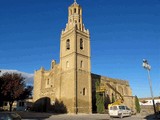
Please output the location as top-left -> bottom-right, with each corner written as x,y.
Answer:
0,0 -> 160,98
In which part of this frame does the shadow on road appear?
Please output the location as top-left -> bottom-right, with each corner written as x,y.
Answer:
17,111 -> 53,119
144,114 -> 160,120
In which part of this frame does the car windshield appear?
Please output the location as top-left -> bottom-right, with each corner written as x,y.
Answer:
119,106 -> 125,110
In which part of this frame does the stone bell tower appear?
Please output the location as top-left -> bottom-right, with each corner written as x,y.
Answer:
59,1 -> 92,113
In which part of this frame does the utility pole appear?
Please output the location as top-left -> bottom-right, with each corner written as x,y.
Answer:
142,59 -> 157,116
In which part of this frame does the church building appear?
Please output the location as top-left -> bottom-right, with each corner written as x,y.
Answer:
33,1 -> 134,114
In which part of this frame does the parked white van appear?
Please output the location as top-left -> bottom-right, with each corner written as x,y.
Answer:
109,105 -> 132,118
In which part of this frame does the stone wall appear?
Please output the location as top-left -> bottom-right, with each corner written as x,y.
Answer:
140,105 -> 154,116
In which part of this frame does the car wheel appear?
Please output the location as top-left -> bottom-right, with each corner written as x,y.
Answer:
129,113 -> 132,117
119,113 -> 123,119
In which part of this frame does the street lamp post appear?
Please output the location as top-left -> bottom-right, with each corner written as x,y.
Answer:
142,59 -> 156,116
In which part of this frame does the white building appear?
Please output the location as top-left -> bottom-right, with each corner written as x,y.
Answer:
139,97 -> 160,106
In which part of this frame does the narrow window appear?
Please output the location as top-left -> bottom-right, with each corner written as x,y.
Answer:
66,39 -> 70,50
22,102 -> 24,107
78,9 -> 80,14
83,88 -> 86,96
74,8 -> 76,13
47,79 -> 49,85
66,61 -> 69,68
80,60 -> 83,68
80,38 -> 83,50
19,102 -> 24,107
18,102 -> 21,107
70,10 -> 72,15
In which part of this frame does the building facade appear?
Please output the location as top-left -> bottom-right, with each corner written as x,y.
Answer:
33,1 -> 133,114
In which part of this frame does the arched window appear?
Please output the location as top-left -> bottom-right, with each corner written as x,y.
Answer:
47,79 -> 50,86
66,39 -> 70,50
80,38 -> 83,50
74,8 -> 76,13
80,60 -> 83,68
66,61 -> 69,68
83,88 -> 86,96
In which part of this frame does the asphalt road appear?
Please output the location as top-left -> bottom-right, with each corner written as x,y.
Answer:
46,114 -> 146,120
19,112 -> 159,120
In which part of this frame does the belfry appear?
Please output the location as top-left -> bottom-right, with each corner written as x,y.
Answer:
59,1 -> 92,113
33,1 -> 134,114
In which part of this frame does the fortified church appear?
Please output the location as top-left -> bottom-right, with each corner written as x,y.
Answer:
33,1 -> 134,114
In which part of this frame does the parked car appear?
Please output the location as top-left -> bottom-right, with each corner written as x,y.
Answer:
0,112 -> 21,120
108,105 -> 132,118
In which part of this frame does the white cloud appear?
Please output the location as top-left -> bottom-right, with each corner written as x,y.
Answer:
0,69 -> 34,86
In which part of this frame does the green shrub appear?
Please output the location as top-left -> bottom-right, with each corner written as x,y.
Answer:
135,96 -> 141,113
95,81 -> 105,113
